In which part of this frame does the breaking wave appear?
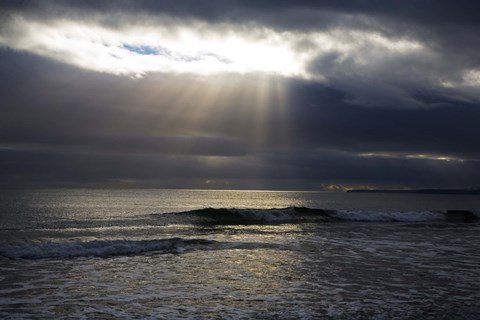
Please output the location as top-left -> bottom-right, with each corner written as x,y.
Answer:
0,238 -> 215,259
162,207 -> 334,224
159,207 -> 479,225
0,238 -> 287,260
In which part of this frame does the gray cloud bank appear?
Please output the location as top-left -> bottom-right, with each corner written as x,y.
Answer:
0,1 -> 479,189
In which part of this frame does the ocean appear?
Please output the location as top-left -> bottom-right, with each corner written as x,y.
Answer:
0,189 -> 479,319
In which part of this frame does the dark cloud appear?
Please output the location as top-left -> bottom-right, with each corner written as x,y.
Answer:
4,1 -> 480,28
284,80 -> 480,159
0,2 -> 479,189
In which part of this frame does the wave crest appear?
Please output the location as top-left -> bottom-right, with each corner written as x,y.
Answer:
165,207 -> 334,225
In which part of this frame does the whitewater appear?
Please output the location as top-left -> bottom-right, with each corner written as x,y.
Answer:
1,189 -> 479,319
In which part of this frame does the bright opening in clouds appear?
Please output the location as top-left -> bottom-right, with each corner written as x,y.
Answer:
1,17 -> 304,77
1,14 -> 429,82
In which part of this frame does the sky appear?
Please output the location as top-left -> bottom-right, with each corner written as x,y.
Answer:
1,0 -> 479,190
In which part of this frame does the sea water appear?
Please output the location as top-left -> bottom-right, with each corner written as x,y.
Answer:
0,189 -> 479,319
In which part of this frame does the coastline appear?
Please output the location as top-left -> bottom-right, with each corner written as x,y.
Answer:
347,189 -> 480,195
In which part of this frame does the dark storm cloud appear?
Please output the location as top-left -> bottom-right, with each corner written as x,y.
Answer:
0,1 -> 479,189
4,0 -> 480,52
1,49 -> 479,189
284,80 -> 480,160
5,0 -> 480,28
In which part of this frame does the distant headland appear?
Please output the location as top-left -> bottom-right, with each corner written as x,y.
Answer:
347,189 -> 480,195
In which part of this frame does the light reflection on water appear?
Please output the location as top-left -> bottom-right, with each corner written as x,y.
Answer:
1,222 -> 480,318
1,189 -> 480,227
1,189 -> 480,318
